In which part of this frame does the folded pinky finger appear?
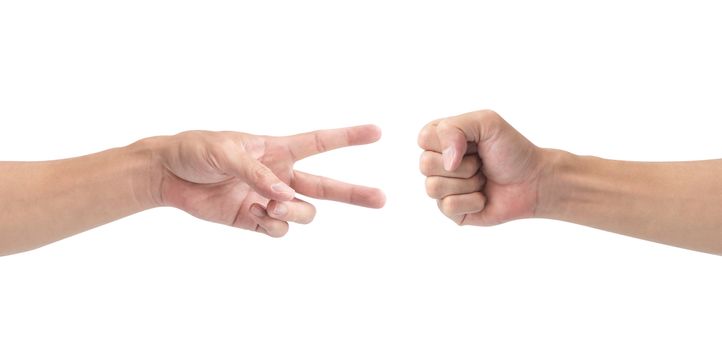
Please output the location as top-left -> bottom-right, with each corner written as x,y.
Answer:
249,203 -> 290,237
437,192 -> 487,224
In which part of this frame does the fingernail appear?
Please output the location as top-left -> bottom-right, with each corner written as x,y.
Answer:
272,203 -> 288,216
271,183 -> 294,196
442,146 -> 456,171
250,205 -> 266,217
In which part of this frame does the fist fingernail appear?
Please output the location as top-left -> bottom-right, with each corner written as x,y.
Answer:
442,146 -> 456,171
272,203 -> 288,217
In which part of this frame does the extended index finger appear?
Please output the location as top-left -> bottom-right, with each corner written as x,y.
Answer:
285,124 -> 382,161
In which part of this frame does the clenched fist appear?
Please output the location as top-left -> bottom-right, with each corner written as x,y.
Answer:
418,110 -> 550,226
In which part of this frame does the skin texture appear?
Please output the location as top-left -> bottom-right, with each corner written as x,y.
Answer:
0,125 -> 385,256
419,110 -> 722,255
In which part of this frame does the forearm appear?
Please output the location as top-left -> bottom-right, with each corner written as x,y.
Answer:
0,139 -> 163,255
538,150 -> 722,254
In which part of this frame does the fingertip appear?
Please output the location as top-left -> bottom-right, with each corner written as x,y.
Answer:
304,212 -> 317,225
377,192 -> 387,208
442,146 -> 460,171
361,124 -> 382,143
436,121 -> 466,171
275,221 -> 290,237
368,189 -> 387,209
260,228 -> 287,238
266,228 -> 289,238
370,124 -> 382,137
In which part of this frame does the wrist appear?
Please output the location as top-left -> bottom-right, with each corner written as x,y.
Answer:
534,148 -> 580,220
125,136 -> 169,209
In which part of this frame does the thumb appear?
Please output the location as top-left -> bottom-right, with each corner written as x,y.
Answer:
436,122 -> 468,172
435,110 -> 501,171
232,154 -> 295,201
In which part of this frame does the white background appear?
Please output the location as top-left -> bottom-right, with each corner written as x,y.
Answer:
2,1 -> 722,349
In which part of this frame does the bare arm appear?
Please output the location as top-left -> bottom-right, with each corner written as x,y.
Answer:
539,152 -> 722,254
419,110 -> 722,255
0,125 -> 385,256
0,143 -> 157,255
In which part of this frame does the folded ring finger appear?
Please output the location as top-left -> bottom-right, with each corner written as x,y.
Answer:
267,198 -> 317,224
420,151 -> 481,178
426,172 -> 486,199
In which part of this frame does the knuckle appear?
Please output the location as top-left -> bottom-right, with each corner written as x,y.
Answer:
207,138 -> 239,166
474,109 -> 501,124
313,132 -> 328,154
439,196 -> 457,214
419,152 -> 435,175
177,130 -> 208,140
417,127 -> 433,148
315,176 -> 328,198
481,109 -> 499,116
425,177 -> 443,199
477,109 -> 500,120
211,136 -> 239,155
445,196 -> 461,213
477,109 -> 503,130
436,119 -> 451,131
437,197 -> 450,214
